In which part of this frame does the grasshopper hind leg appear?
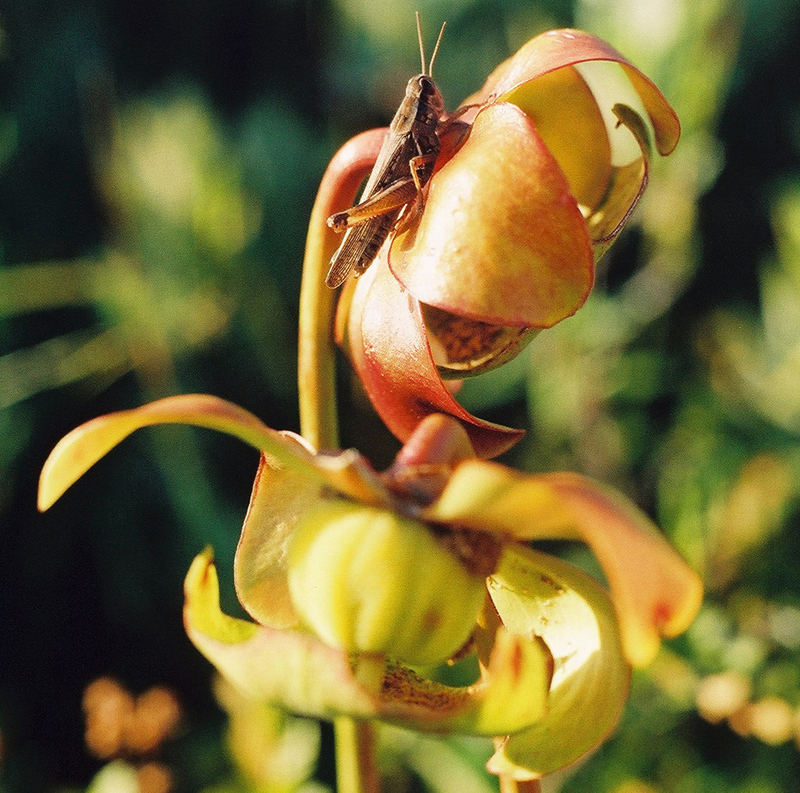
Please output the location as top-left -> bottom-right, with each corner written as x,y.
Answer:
326,177 -> 418,233
325,209 -> 400,288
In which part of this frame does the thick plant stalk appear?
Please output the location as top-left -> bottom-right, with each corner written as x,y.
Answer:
334,717 -> 380,793
298,128 -> 386,452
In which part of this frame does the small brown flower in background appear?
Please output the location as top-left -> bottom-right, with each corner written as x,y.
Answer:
82,677 -> 181,793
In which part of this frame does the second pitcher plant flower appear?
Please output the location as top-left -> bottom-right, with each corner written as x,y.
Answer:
38,396 -> 701,779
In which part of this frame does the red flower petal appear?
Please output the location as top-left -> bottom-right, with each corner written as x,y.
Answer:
466,29 -> 679,156
348,258 -> 524,458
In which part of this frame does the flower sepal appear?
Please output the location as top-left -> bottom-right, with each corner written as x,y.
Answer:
482,544 -> 630,779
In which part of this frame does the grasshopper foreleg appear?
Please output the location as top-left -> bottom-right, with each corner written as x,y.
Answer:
326,149 -> 438,233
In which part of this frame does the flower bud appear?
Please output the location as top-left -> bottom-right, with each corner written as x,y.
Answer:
287,500 -> 487,666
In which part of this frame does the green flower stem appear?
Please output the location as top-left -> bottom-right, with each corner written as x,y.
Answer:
298,128 -> 386,452
334,717 -> 380,793
298,128 -> 387,793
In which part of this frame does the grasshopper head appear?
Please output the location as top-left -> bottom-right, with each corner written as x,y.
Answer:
413,74 -> 445,121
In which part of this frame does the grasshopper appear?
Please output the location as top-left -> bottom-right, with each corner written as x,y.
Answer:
325,15 -> 446,288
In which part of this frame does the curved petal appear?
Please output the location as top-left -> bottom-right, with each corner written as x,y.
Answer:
390,413 -> 476,469
37,394 -> 322,511
185,550 -> 552,736
496,64 -> 611,212
485,545 -> 629,779
585,109 -> 648,259
38,394 -> 392,512
391,102 -> 593,328
187,548 -> 374,717
234,455 -> 321,629
504,64 -> 652,257
465,29 -> 679,156
423,462 -> 703,667
348,256 -> 524,459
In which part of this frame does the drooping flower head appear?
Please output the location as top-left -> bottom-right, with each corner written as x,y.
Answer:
321,30 -> 680,456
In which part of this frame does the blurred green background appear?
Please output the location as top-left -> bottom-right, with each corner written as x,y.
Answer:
2,0 -> 800,790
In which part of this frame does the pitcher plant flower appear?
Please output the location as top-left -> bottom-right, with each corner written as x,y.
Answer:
38,395 -> 701,780
37,23 -> 696,791
309,29 -> 680,457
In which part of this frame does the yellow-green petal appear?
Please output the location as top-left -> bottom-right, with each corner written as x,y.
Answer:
38,394 -> 323,511
572,60 -> 653,166
500,64 -> 611,211
186,548 -> 260,645
485,544 -> 629,779
503,60 -> 654,258
466,29 -> 679,156
185,549 -> 376,717
424,462 -> 703,667
234,455 -> 323,630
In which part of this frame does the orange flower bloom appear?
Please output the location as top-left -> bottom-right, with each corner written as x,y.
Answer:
317,30 -> 680,456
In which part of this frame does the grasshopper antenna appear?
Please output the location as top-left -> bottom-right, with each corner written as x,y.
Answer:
428,21 -> 446,77
416,11 -> 426,74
